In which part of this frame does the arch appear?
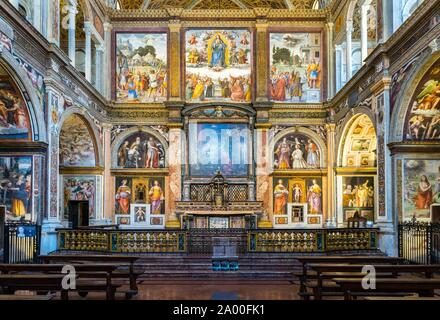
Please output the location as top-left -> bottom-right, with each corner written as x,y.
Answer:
0,51 -> 47,143
389,51 -> 440,142
336,110 -> 377,167
270,126 -> 327,169
58,107 -> 103,167
402,0 -> 420,22
111,126 -> 169,168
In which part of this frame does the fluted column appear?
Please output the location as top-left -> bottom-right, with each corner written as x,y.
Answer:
346,21 -> 353,81
84,23 -> 92,82
326,123 -> 336,227
67,2 -> 78,66
361,4 -> 369,64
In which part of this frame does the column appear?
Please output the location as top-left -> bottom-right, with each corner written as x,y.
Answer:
361,4 -> 369,64
346,21 -> 353,81
67,2 -> 78,66
166,125 -> 183,228
169,23 -> 182,101
335,45 -> 342,91
255,22 -> 269,102
33,0 -> 42,32
95,45 -> 103,93
256,124 -> 272,228
84,23 -> 92,82
103,22 -> 112,100
326,22 -> 335,99
102,124 -> 113,220
326,123 -> 336,227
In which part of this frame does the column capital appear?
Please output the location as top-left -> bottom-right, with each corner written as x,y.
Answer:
325,123 -> 336,132
102,123 -> 113,131
326,22 -> 334,29
255,23 -> 269,31
168,23 -> 182,32
103,22 -> 113,32
84,21 -> 93,35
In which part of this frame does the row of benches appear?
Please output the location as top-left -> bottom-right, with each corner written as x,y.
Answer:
0,254 -> 142,300
293,256 -> 440,300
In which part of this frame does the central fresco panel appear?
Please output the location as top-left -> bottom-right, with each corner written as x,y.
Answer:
185,29 -> 252,103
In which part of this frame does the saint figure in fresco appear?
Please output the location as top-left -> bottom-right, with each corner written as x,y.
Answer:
305,139 -> 319,168
115,180 -> 131,214
415,175 -> 433,210
292,184 -> 302,203
291,144 -> 308,169
209,35 -> 227,69
307,59 -> 321,89
149,180 -> 164,214
11,175 -> 30,217
307,179 -> 322,214
275,137 -> 291,169
273,179 -> 289,215
118,141 -> 130,167
145,137 -> 160,168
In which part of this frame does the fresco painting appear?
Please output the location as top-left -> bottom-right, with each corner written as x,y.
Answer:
270,33 -> 322,103
0,157 -> 32,220
59,114 -> 96,167
342,176 -> 375,222
403,160 -> 440,220
62,176 -> 96,219
185,29 -> 252,103
116,33 -> 168,103
274,133 -> 320,169
116,132 -> 165,169
188,123 -> 249,176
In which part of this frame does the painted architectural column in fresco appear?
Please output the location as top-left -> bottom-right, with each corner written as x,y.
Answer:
256,124 -> 272,228
102,123 -> 113,220
103,22 -> 112,100
169,23 -> 182,101
67,1 -> 78,66
85,22 -> 92,82
326,22 -> 335,98
166,126 -> 182,228
255,22 -> 269,102
361,4 -> 369,64
326,123 -> 336,226
346,20 -> 353,81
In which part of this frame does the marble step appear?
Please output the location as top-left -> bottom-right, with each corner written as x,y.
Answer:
138,269 -> 294,279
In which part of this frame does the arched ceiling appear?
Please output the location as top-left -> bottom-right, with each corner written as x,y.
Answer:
114,0 -> 328,10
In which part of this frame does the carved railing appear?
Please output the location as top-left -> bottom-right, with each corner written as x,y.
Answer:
58,229 -> 187,253
248,228 -> 378,253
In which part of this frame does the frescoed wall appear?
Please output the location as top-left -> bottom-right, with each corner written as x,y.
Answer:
115,176 -> 165,215
0,68 -> 31,140
188,123 -> 249,177
269,32 -> 322,103
115,33 -> 168,103
341,176 -> 375,222
59,114 -> 96,167
0,156 -> 32,220
185,29 -> 252,103
62,176 -> 97,219
402,159 -> 440,221
404,60 -> 440,140
116,131 -> 166,169
273,133 -> 321,169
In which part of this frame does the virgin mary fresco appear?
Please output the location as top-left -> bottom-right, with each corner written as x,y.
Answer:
209,35 -> 227,69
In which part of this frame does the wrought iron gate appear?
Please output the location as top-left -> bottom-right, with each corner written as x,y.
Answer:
399,221 -> 440,264
187,229 -> 247,255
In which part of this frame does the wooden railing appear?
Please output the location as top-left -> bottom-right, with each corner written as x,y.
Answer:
247,228 -> 379,253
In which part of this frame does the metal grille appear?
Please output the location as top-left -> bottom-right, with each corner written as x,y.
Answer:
190,184 -> 248,202
188,229 -> 247,255
190,185 -> 212,202
3,223 -> 41,263
227,185 -> 248,202
399,221 -> 440,264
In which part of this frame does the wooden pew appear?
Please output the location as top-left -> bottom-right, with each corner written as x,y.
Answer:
0,275 -> 69,300
306,264 -> 440,300
38,255 -> 141,297
0,294 -> 55,300
0,263 -> 120,299
333,278 -> 440,300
293,256 -> 407,299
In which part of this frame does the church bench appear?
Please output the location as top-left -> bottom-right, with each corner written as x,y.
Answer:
38,254 -> 141,296
304,264 -> 440,300
0,293 -> 55,300
333,278 -> 440,300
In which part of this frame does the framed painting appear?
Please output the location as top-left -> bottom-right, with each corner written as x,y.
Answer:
131,204 -> 150,227
185,29 -> 252,103
115,32 -> 168,103
62,176 -> 97,220
209,217 -> 229,229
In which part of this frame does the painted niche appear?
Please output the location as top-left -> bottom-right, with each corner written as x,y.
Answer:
342,176 -> 375,222
59,114 -> 96,167
0,66 -> 31,140
274,133 -> 321,169
185,29 -> 252,103
402,159 -> 440,221
270,33 -> 322,103
0,156 -> 32,220
115,176 -> 165,215
341,114 -> 377,167
116,131 -> 166,169
405,59 -> 440,140
115,33 -> 168,103
273,177 -> 323,215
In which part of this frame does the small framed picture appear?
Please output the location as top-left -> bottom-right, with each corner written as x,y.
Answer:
274,216 -> 288,225
130,204 -> 151,227
116,216 -> 131,225
361,210 -> 374,222
346,155 -> 356,166
150,216 -> 164,225
344,209 -> 357,221
307,216 -> 321,225
360,154 -> 370,166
